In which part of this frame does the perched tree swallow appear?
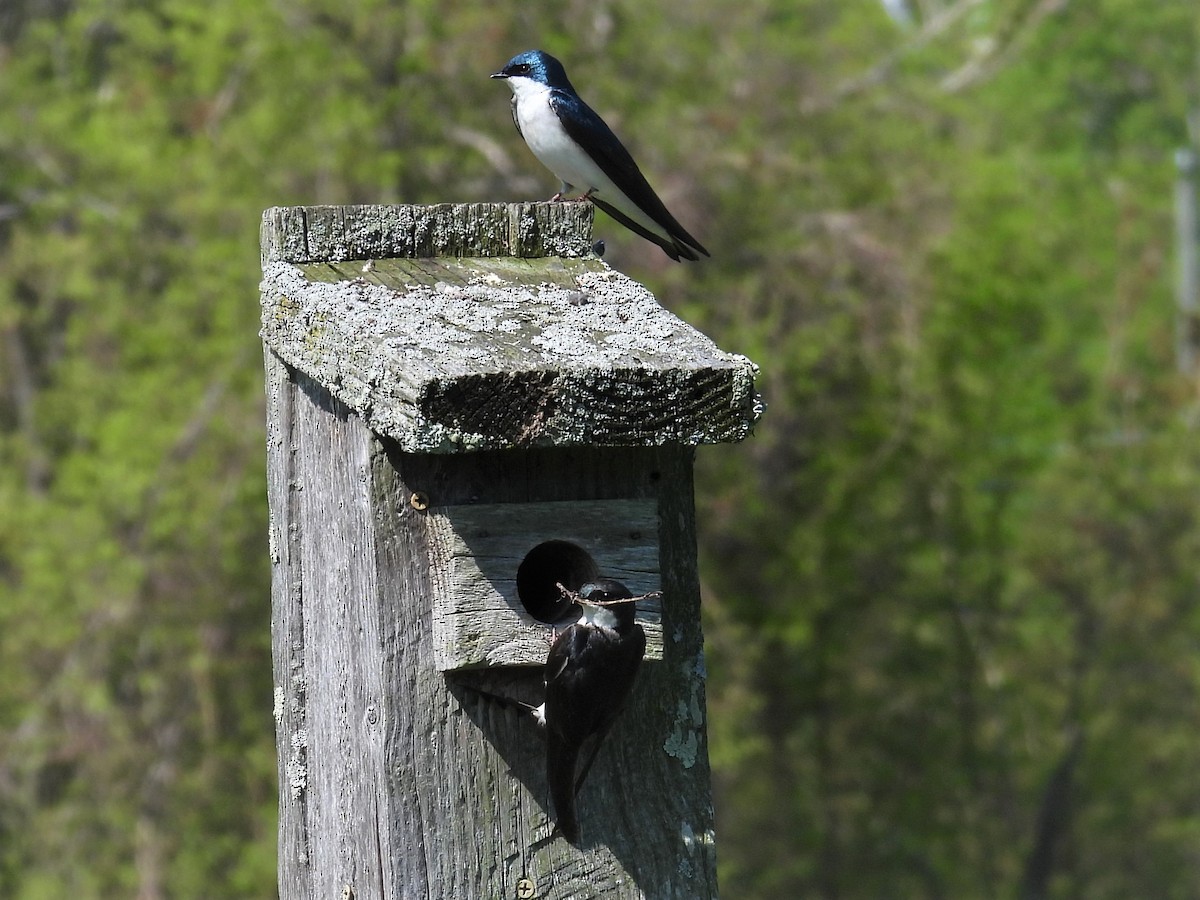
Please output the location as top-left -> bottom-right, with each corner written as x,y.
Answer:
541,578 -> 646,844
491,50 -> 709,262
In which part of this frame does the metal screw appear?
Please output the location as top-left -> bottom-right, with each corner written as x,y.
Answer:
409,491 -> 430,511
341,886 -> 354,900
365,705 -> 378,726
516,877 -> 536,899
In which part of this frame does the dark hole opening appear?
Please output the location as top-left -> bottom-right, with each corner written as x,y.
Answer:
516,540 -> 599,624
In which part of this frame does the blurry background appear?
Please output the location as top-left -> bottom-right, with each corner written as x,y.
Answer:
2,0 -> 1198,897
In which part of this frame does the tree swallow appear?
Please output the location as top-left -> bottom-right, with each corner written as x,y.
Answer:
541,578 -> 646,844
491,50 -> 709,262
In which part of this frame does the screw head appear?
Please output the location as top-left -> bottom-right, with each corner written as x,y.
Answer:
516,877 -> 536,899
409,491 -> 430,511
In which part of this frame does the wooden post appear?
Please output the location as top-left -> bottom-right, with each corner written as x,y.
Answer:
261,203 -> 762,898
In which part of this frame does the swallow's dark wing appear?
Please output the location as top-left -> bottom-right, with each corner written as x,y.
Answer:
543,624 -> 593,843
509,94 -> 522,138
588,196 -> 696,261
544,625 -> 607,745
551,624 -> 647,792
573,622 -> 645,793
546,726 -> 582,843
542,622 -> 646,843
544,627 -> 573,686
548,89 -> 708,260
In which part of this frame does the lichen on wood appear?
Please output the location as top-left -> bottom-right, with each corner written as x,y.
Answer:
259,205 -> 762,453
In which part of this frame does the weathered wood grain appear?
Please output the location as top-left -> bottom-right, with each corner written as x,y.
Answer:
427,498 -> 664,670
263,203 -> 730,898
266,359 -> 720,897
259,204 -> 763,454
260,202 -> 596,263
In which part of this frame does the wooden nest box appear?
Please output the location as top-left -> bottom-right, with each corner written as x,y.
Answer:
261,202 -> 761,898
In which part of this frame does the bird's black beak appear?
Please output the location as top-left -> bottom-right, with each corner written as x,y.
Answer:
490,71 -> 508,80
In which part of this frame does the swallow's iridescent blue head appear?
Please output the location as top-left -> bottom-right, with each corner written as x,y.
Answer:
491,50 -> 576,93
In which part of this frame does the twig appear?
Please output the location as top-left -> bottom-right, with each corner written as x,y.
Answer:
555,582 -> 662,606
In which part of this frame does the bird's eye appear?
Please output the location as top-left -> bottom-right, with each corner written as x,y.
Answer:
514,63 -> 530,74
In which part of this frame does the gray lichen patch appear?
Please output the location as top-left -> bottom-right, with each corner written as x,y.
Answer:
260,243 -> 761,452
664,649 -> 708,769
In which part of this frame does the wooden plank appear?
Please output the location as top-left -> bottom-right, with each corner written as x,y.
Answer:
260,202 -> 596,263
428,499 -> 664,670
265,349 -> 311,900
266,352 -> 393,898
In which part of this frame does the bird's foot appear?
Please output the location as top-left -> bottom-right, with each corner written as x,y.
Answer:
549,189 -> 595,203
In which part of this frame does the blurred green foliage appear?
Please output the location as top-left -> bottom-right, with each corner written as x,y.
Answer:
1,0 -> 1197,897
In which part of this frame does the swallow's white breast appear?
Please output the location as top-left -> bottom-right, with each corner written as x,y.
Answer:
504,76 -> 670,242
507,76 -> 607,193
